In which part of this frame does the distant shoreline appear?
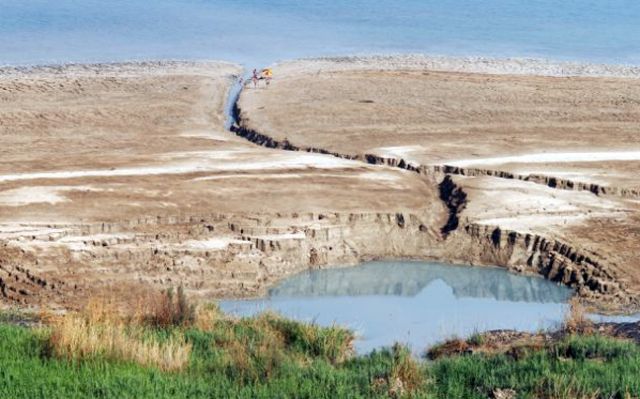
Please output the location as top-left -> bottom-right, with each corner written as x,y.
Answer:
280,54 -> 640,78
0,60 -> 239,78
2,54 -> 640,79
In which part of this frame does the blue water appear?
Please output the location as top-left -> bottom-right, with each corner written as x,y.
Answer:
221,261 -> 574,354
2,0 -> 640,66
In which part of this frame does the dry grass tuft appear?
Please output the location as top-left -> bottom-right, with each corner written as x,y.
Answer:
263,312 -> 355,365
392,344 -> 425,390
563,297 -> 593,335
49,298 -> 192,372
220,315 -> 289,382
374,344 -> 426,398
193,303 -> 223,332
198,311 -> 355,383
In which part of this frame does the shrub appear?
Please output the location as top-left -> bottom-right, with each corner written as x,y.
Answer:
193,303 -> 223,331
144,285 -> 196,328
218,320 -> 288,383
371,344 -> 426,398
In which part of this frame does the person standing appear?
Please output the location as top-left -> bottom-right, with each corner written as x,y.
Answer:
251,69 -> 259,88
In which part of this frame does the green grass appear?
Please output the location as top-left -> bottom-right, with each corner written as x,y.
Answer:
430,334 -> 640,398
0,308 -> 39,325
0,314 -> 415,399
466,331 -> 485,347
1,315 -> 640,399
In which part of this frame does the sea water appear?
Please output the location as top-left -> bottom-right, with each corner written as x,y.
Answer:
1,0 -> 639,66
221,261 -> 574,354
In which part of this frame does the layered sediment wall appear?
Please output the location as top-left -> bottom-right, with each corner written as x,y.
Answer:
0,210 -> 446,307
435,166 -> 640,199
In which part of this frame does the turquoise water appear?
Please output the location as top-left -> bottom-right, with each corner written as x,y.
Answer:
221,261 -> 574,354
2,0 -> 639,66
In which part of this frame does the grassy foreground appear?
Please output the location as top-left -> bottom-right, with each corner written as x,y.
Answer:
1,295 -> 639,398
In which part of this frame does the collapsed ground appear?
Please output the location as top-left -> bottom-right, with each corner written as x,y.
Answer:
0,57 -> 639,313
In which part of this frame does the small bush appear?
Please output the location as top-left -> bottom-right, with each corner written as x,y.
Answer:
144,285 -> 196,328
193,303 -> 223,331
183,311 -> 355,384
371,344 -> 426,398
218,321 -> 288,383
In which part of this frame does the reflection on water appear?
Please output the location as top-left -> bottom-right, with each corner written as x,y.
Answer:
270,261 -> 571,303
221,261 -> 574,354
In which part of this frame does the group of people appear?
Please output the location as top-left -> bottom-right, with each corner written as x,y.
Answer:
244,68 -> 272,88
